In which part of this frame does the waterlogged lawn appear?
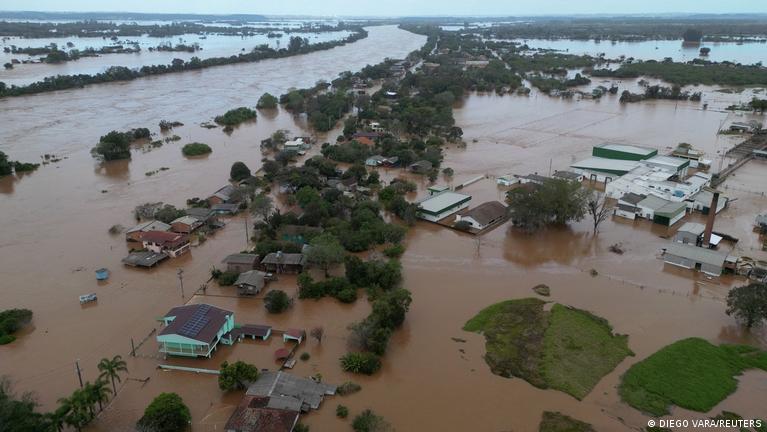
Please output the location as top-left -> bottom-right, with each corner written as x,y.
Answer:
620,338 -> 767,416
464,298 -> 632,399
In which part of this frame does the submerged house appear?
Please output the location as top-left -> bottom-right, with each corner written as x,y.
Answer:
614,192 -> 646,220
409,160 -> 433,173
417,191 -> 472,222
157,304 -> 235,357
261,251 -> 306,274
140,231 -> 190,257
224,371 -> 336,432
455,201 -> 508,230
170,215 -> 203,234
636,195 -> 687,226
663,243 -> 729,276
125,220 -> 171,242
222,253 -> 260,273
235,270 -> 266,296
209,185 -> 238,205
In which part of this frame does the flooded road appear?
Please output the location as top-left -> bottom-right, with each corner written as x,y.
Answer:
2,24 -> 767,431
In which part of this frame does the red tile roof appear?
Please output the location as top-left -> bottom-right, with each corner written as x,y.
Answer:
140,230 -> 187,246
224,395 -> 299,432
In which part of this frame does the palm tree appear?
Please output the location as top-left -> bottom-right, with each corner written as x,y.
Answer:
88,379 -> 111,412
58,392 -> 88,432
97,355 -> 128,395
45,403 -> 69,432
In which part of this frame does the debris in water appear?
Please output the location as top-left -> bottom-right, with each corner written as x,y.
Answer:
532,284 -> 551,296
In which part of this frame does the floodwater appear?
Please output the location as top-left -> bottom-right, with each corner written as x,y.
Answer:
2,24 -> 767,432
0,30 -> 353,86
514,38 -> 767,64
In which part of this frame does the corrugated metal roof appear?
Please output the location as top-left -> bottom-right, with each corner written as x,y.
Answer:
418,191 -> 472,214
677,222 -> 706,236
665,243 -> 728,267
595,143 -> 657,156
571,157 -> 640,173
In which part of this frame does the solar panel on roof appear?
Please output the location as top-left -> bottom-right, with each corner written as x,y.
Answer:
177,305 -> 213,338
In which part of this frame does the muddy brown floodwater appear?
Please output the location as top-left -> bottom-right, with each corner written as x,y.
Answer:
2,26 -> 767,431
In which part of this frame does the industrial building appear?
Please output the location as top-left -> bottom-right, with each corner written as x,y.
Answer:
417,191 -> 472,222
592,143 -> 658,161
663,243 -> 729,276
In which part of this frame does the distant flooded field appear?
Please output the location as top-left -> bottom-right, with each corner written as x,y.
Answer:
1,23 -> 767,432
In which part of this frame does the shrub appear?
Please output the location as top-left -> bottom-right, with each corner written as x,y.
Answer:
383,244 -> 405,258
217,270 -> 240,286
336,381 -> 362,396
294,424 -> 309,432
182,142 -> 212,156
352,409 -> 391,432
300,352 -> 311,361
214,107 -> 257,126
257,92 -> 279,109
336,404 -> 349,418
340,352 -> 382,375
264,290 -> 291,313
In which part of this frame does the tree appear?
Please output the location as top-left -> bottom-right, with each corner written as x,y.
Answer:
97,355 -> 128,395
726,283 -> 767,329
264,290 -> 290,313
0,151 -> 12,176
587,192 -> 613,234
306,233 -> 346,277
0,377 -> 50,432
136,392 -> 190,432
310,326 -> 324,344
218,361 -> 259,391
92,130 -> 132,161
250,194 -> 273,221
506,178 -> 589,232
340,352 -> 381,375
682,28 -> 703,43
154,205 -> 185,224
257,92 -> 278,109
85,379 -> 111,412
352,409 -> 392,432
230,161 -> 251,182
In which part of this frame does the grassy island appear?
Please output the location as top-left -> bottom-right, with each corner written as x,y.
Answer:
464,298 -> 632,399
620,337 -> 767,416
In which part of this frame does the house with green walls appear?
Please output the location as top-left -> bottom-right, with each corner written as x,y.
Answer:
156,304 -> 235,358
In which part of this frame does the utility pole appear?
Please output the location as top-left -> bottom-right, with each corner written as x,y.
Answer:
177,268 -> 185,299
244,215 -> 250,249
75,359 -> 83,388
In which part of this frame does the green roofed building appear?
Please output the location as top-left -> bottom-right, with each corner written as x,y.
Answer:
157,304 -> 235,357
417,191 -> 472,222
592,143 -> 658,161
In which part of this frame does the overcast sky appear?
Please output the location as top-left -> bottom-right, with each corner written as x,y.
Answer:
2,0 -> 766,16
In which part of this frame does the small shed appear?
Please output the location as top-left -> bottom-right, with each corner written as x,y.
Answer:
234,270 -> 266,296
261,251 -> 306,274
283,329 -> 305,344
673,222 -> 706,245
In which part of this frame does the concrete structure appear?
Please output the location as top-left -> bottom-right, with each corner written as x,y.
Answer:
605,165 -> 711,203
417,191 -> 472,222
592,143 -> 658,161
125,220 -> 171,242
222,253 -> 260,273
614,192 -> 646,220
170,215 -> 203,234
552,170 -> 584,182
427,185 -> 450,196
157,304 -> 235,357
122,251 -> 168,268
235,270 -> 267,296
691,189 -> 728,215
643,155 -> 690,178
496,175 -> 520,186
663,243 -> 728,276
283,138 -> 309,153
637,196 -> 687,226
140,231 -> 190,257
455,201 -> 508,230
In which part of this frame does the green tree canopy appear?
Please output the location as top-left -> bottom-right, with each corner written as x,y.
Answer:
506,178 -> 589,232
136,392 -> 191,432
257,92 -> 279,109
306,233 -> 346,277
218,361 -> 259,391
229,161 -> 251,182
264,290 -> 291,313
726,283 -> 767,329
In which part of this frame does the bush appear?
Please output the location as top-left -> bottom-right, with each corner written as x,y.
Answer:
257,92 -> 279,109
352,409 -> 391,432
264,290 -> 291,313
218,270 -> 240,286
382,244 -> 405,258
340,352 -> 382,375
336,405 -> 349,418
294,424 -> 309,432
336,381 -> 362,396
214,107 -> 257,126
136,393 -> 191,432
300,352 -> 311,361
181,142 -> 212,156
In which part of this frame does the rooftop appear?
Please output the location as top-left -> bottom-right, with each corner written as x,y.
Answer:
644,155 -> 690,171
224,394 -> 299,432
246,371 -> 336,412
677,222 -> 706,236
222,253 -> 260,265
261,252 -> 306,266
418,191 -> 472,214
126,220 -> 171,234
461,201 -> 507,226
595,142 -> 657,156
665,243 -> 729,268
571,157 -> 640,174
552,170 -> 582,181
235,270 -> 266,289
171,215 -> 200,226
140,230 -> 188,246
637,195 -> 673,211
159,304 -> 233,345
619,192 -> 646,205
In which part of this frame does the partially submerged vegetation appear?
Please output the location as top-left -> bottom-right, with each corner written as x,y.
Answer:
592,60 -> 767,86
539,411 -> 596,432
181,142 -> 212,157
0,151 -> 40,176
214,107 -> 258,126
464,298 -> 632,399
91,128 -> 151,161
0,309 -> 33,345
620,338 -> 767,416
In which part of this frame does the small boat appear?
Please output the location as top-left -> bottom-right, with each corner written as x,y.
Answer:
79,293 -> 97,304
95,268 -> 109,280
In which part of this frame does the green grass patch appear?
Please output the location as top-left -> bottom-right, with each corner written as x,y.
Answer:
464,298 -> 632,399
538,411 -> 595,432
619,338 -> 767,416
